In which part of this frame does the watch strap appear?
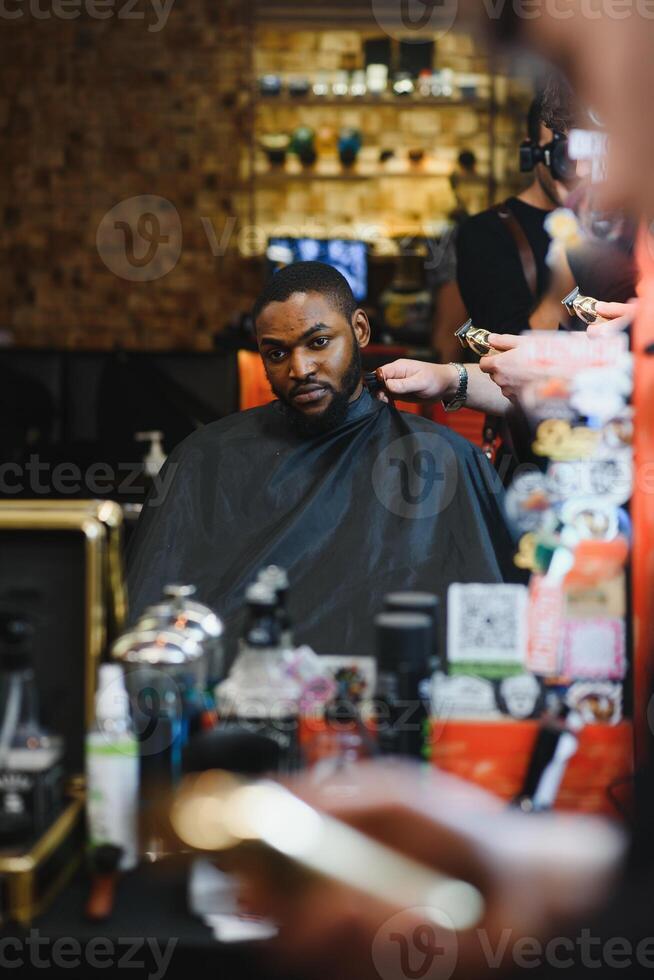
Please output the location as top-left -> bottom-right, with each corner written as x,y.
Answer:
443,362 -> 468,413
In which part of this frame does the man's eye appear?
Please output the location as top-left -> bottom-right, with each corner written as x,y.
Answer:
267,350 -> 287,362
311,337 -> 330,349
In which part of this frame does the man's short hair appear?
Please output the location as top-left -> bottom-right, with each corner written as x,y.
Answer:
539,71 -> 577,135
253,261 -> 358,325
527,73 -> 577,143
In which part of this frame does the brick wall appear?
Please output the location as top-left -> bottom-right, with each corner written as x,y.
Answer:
0,0 -> 260,350
0,6 -> 529,350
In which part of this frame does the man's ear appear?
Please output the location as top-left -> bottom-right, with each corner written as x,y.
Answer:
352,309 -> 371,348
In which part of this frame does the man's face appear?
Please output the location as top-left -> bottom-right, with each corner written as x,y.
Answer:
256,291 -> 370,435
535,123 -> 570,207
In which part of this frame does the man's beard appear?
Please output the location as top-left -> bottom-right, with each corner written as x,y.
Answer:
275,343 -> 362,437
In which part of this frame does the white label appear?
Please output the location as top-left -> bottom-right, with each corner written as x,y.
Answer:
86,733 -> 139,870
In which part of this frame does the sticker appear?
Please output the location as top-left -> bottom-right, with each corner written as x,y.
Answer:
569,365 -> 631,424
514,533 -> 539,572
544,208 -> 582,248
516,331 -> 629,373
505,472 -> 557,535
532,420 -> 600,461
431,672 -> 500,720
559,498 -> 619,544
566,682 -> 622,725
526,576 -> 564,676
547,458 -> 632,506
520,375 -> 577,423
447,583 -> 528,672
599,412 -> 633,453
560,618 -> 626,680
563,538 -> 630,589
497,673 -> 543,719
317,656 -> 377,702
565,573 -> 627,620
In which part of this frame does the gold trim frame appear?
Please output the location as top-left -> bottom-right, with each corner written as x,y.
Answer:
0,500 -> 127,728
3,794 -> 85,925
0,501 -> 127,923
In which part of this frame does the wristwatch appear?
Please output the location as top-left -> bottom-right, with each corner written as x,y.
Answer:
442,363 -> 468,413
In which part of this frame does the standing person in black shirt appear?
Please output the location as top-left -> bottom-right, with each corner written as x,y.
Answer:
456,84 -> 578,335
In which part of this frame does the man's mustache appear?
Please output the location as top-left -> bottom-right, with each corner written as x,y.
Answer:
288,381 -> 334,398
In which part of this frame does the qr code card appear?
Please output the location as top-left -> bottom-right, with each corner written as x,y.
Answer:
447,583 -> 528,667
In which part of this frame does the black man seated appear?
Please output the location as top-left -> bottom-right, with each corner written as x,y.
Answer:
127,262 -> 518,661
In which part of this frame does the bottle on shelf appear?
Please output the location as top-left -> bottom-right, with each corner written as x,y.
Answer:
111,618 -> 207,862
0,617 -> 64,845
86,664 -> 139,870
374,611 -> 433,760
257,565 -> 293,650
137,583 -> 224,730
383,592 -> 441,673
134,430 -> 167,478
215,583 -> 301,771
512,696 -> 584,813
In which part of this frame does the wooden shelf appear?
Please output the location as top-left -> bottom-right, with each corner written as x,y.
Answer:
256,96 -> 492,110
254,167 -> 491,182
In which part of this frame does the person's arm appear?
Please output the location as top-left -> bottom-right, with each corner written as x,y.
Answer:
432,279 -> 470,362
528,250 -> 576,330
376,359 -> 512,416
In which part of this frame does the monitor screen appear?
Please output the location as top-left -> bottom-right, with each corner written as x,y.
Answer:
267,238 -> 368,302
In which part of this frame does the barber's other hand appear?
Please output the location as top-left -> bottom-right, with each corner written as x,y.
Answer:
587,299 -> 638,337
375,360 -> 459,403
479,334 -> 536,402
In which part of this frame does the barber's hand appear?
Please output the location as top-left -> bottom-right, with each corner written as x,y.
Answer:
375,360 -> 459,403
479,334 -> 537,402
586,299 -> 638,337
235,762 -> 625,980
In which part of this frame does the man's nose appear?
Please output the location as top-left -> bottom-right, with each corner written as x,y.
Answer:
288,349 -> 316,379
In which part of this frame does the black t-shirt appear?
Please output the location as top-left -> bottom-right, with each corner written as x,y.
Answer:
456,197 -> 552,334
568,237 -> 637,305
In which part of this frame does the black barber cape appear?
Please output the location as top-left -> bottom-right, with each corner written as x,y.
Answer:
127,388 -> 519,661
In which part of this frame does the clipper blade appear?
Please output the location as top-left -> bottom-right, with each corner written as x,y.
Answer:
561,286 -> 599,324
455,319 -> 494,357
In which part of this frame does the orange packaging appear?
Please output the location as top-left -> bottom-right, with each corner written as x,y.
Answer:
429,719 -> 633,817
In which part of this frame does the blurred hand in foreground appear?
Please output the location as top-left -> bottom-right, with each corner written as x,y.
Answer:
236,762 -> 626,980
